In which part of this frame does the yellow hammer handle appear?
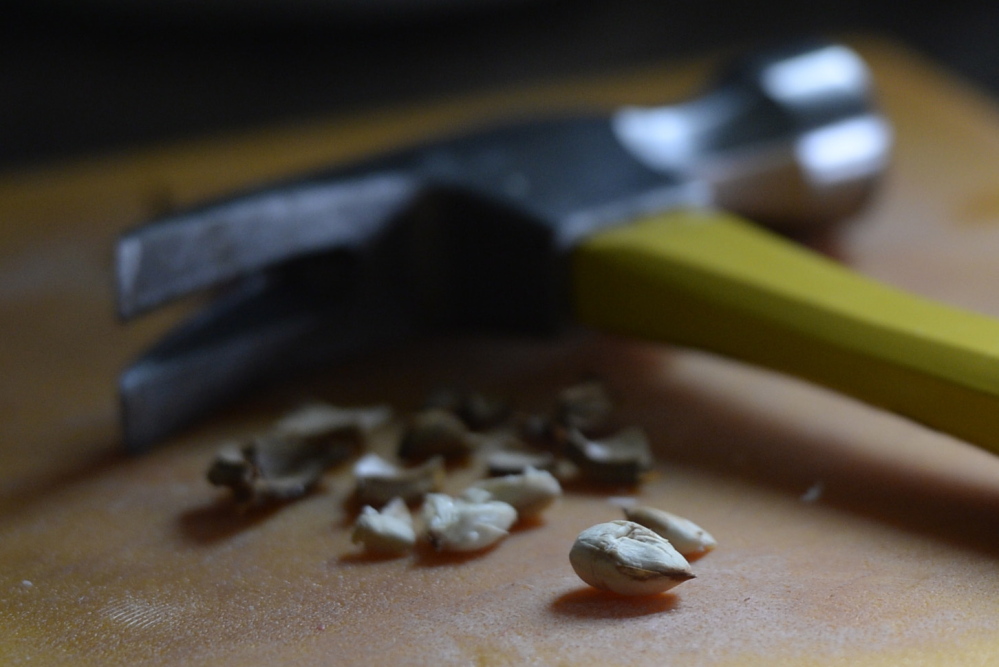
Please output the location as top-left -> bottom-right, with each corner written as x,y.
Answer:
573,209 -> 999,453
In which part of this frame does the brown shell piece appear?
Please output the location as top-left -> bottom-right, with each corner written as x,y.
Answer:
556,379 -> 616,436
273,403 -> 391,453
518,413 -> 569,454
565,426 -> 654,486
205,403 -> 389,506
398,408 -> 474,462
206,433 -> 331,506
423,387 -> 511,431
485,448 -> 557,476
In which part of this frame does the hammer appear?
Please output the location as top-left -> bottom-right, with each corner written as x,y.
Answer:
117,40 -> 998,455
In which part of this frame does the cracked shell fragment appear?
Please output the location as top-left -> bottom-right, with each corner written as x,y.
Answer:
274,403 -> 392,448
566,426 -> 653,485
569,520 -> 694,596
485,448 -> 556,476
352,453 -> 445,507
557,379 -> 616,435
398,408 -> 474,462
206,434 -> 329,506
423,387 -> 511,431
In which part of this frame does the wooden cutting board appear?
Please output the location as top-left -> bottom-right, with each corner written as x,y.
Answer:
6,36 -> 999,666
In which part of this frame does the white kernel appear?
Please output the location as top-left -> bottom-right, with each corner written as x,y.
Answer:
465,467 -> 562,518
421,493 -> 517,552
351,497 -> 416,555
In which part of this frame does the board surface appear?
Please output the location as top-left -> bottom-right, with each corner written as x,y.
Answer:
6,37 -> 999,665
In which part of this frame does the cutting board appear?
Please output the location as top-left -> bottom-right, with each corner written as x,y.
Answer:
6,36 -> 999,666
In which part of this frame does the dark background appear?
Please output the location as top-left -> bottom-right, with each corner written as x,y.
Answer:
4,0 -> 998,172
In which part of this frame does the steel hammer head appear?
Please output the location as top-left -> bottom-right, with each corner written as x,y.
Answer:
115,39 -> 891,451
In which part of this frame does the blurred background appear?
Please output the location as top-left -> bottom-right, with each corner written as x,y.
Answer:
3,0 -> 998,172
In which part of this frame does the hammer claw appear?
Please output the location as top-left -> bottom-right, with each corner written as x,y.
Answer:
116,173 -> 420,319
120,274 -> 420,451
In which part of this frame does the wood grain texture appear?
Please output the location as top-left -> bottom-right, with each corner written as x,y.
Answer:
6,36 -> 999,665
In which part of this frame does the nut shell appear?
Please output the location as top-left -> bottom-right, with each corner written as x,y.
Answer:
624,506 -> 717,557
569,520 -> 694,596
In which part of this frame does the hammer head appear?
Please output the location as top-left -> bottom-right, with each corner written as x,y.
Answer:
346,40 -> 893,336
115,39 -> 892,450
